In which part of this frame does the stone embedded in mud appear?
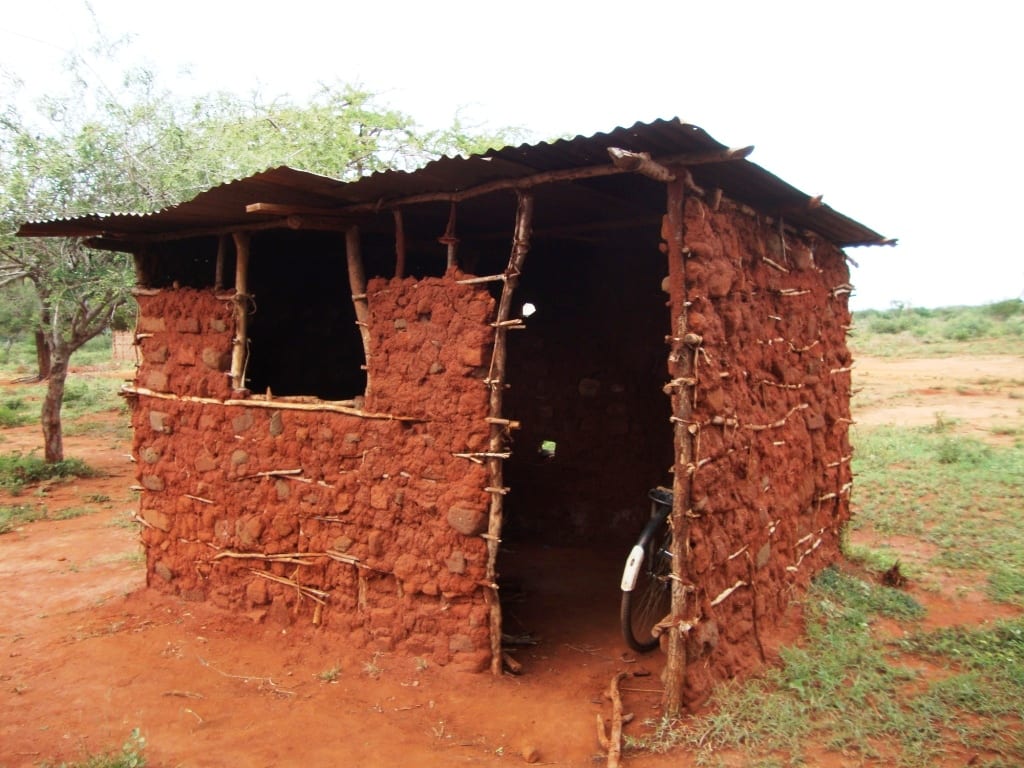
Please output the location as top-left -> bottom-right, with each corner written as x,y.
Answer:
246,577 -> 269,605
137,315 -> 165,333
144,370 -> 168,391
458,345 -> 486,368
804,410 -> 826,430
140,508 -> 171,532
756,542 -> 771,568
194,451 -> 217,473
139,446 -> 160,465
369,484 -> 390,510
445,550 -> 467,574
232,412 -> 255,434
154,562 -> 174,581
275,480 -> 290,500
201,347 -> 227,370
269,411 -> 284,436
448,633 -> 476,653
141,474 -> 165,492
237,516 -> 264,548
447,505 -> 486,536
149,411 -> 171,433
176,317 -> 200,333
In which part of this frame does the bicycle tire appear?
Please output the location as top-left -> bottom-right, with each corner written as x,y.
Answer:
620,505 -> 673,653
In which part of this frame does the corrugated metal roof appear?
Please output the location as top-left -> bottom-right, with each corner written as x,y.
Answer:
17,118 -> 891,248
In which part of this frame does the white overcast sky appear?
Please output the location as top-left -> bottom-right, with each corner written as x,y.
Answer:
2,0 -> 1022,310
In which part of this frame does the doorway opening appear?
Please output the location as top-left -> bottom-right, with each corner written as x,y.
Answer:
499,227 -> 675,655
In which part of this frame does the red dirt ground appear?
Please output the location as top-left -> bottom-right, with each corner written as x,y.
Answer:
1,354 -> 1021,767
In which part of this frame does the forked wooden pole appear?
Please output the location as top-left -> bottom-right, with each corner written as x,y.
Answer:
485,190 -> 534,675
229,232 -> 250,392
664,174 -> 695,716
393,209 -> 406,279
442,202 -> 459,270
346,226 -> 372,396
215,234 -> 227,290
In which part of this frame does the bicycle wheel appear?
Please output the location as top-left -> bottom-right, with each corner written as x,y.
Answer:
620,505 -> 673,653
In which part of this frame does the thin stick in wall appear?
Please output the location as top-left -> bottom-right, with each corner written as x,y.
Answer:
249,569 -> 329,604
762,257 -> 790,273
237,468 -> 303,480
710,580 -> 748,608
455,273 -> 506,285
485,417 -> 521,429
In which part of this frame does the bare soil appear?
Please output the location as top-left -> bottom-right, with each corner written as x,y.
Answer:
1,354 -> 1021,767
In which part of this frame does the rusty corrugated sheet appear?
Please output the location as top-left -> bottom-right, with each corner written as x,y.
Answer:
16,118 -> 890,248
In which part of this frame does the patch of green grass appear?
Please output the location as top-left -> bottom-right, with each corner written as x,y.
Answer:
42,728 -> 146,768
0,503 -> 44,534
50,506 -> 97,521
61,377 -> 125,421
629,570 -> 933,765
629,572 -> 1022,767
852,424 -> 1024,603
317,664 -> 342,682
0,396 -> 35,428
0,452 -> 98,494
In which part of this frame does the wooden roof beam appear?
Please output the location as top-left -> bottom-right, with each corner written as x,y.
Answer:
244,145 -> 756,217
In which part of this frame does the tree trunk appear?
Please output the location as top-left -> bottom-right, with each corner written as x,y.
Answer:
34,329 -> 51,380
42,353 -> 68,463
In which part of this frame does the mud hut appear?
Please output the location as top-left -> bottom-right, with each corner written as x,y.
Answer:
19,118 -> 891,712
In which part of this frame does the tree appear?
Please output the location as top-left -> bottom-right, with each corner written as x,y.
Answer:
2,29 -> 516,463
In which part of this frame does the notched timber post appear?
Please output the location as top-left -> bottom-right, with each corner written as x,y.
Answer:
393,209 -> 406,280
215,234 -> 228,290
485,190 -> 534,676
664,173 -> 696,717
346,226 -> 373,396
230,232 -> 251,393
441,202 -> 459,271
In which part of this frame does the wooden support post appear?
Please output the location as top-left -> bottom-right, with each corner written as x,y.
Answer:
663,174 -> 695,717
485,191 -> 534,676
393,209 -> 406,279
230,232 -> 250,392
215,235 -> 227,290
346,226 -> 372,396
441,202 -> 459,270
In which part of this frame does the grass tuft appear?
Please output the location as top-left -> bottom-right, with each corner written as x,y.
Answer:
0,452 -> 98,494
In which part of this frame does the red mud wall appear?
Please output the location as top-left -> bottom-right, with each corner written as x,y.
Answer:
674,198 -> 853,706
131,278 -> 498,670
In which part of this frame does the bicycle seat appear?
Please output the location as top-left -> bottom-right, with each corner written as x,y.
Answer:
648,486 -> 674,508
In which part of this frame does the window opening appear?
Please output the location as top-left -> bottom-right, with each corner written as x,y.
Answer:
245,231 -> 366,400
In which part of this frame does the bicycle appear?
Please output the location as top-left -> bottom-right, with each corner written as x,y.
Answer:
619,487 -> 674,653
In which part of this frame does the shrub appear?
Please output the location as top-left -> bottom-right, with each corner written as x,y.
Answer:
942,315 -> 992,341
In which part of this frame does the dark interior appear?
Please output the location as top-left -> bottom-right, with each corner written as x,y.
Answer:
246,230 -> 366,400
502,228 -> 675,547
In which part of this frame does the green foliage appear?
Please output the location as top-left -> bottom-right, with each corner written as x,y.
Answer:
0,395 -> 33,428
851,300 -> 1024,357
983,299 -> 1024,320
44,728 -> 147,768
0,503 -> 43,534
1,26 -> 516,462
0,280 -> 38,354
942,314 -> 993,341
0,452 -> 97,493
